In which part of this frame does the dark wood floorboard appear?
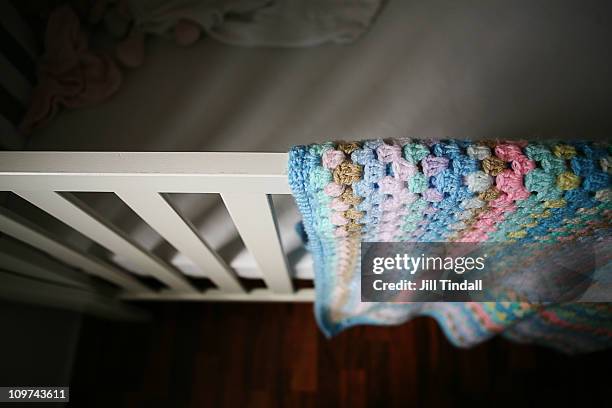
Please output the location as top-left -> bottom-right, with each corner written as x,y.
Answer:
70,303 -> 612,408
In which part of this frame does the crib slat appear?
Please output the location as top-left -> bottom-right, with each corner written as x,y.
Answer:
116,190 -> 244,293
0,270 -> 149,321
0,207 -> 150,293
123,288 -> 315,302
14,190 -> 196,293
0,236 -> 95,290
221,193 -> 293,294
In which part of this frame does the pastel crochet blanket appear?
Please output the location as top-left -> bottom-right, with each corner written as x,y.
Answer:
288,139 -> 612,353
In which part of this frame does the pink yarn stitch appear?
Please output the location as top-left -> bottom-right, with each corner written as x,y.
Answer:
331,212 -> 348,226
496,169 -> 530,200
494,144 -> 523,161
330,198 -> 350,211
458,231 -> 488,242
378,231 -> 397,241
422,188 -> 444,202
334,228 -> 349,238
382,211 -> 403,223
496,142 -> 535,176
489,194 -> 517,211
391,158 -> 418,181
397,189 -> 418,204
378,176 -> 404,195
322,149 -> 346,170
421,155 -> 449,177
381,196 -> 403,211
379,223 -> 398,232
477,222 -> 497,233
376,143 -> 402,163
512,156 -> 536,175
379,222 -> 400,233
324,182 -> 344,197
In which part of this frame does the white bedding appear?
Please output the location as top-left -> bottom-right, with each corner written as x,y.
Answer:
21,0 -> 612,283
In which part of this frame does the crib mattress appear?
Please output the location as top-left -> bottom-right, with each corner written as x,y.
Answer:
23,0 -> 612,283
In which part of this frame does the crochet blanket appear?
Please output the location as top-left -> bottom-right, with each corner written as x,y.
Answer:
288,139 -> 612,353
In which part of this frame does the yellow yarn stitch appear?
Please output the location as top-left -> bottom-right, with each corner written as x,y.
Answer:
531,210 -> 552,219
337,142 -> 361,154
553,144 -> 577,159
339,186 -> 363,205
344,220 -> 362,233
479,187 -> 501,201
544,198 -> 567,208
556,172 -> 581,190
344,208 -> 364,220
333,162 -> 362,185
482,156 -> 506,176
508,230 -> 527,239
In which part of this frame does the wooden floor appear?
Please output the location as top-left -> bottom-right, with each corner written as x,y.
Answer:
71,302 -> 612,407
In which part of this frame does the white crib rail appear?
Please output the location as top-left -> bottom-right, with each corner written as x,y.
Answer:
0,152 -> 314,302
221,193 -> 293,293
